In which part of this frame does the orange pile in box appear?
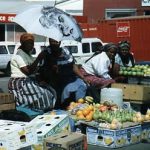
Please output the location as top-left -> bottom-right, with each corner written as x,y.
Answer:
76,105 -> 94,121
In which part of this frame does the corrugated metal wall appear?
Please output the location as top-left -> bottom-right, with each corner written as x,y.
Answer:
80,16 -> 150,61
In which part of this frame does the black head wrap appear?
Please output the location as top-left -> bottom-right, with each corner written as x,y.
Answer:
102,43 -> 118,52
118,40 -> 130,51
118,41 -> 134,67
85,43 -> 118,63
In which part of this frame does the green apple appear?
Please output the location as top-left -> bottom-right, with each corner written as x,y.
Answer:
131,72 -> 137,76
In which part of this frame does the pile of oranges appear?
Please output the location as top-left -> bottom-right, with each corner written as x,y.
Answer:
76,105 -> 94,121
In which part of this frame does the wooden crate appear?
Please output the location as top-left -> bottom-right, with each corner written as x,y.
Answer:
111,83 -> 150,102
0,103 -> 16,111
0,93 -> 15,111
0,93 -> 14,104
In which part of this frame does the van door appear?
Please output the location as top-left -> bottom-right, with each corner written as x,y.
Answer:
78,41 -> 103,64
78,42 -> 92,63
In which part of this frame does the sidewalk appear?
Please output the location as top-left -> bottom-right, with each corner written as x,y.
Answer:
88,142 -> 150,150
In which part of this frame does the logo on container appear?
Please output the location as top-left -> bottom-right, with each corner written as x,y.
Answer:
116,22 -> 130,37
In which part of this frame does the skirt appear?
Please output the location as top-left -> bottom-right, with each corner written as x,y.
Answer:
8,77 -> 56,111
80,68 -> 115,88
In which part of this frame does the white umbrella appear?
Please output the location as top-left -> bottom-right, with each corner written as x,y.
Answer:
14,5 -> 83,42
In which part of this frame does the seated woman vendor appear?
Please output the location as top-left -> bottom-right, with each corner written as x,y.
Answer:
8,33 -> 57,114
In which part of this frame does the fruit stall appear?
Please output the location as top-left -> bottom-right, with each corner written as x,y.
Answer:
65,64 -> 150,148
0,64 -> 150,149
66,95 -> 150,148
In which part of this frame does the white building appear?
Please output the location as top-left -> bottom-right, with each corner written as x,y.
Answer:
56,0 -> 83,16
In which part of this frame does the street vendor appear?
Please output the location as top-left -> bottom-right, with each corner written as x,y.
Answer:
38,38 -> 87,109
79,43 -> 118,88
113,40 -> 135,81
115,40 -> 135,67
8,33 -> 57,114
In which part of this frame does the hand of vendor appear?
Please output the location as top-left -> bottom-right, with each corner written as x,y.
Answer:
37,50 -> 47,61
82,77 -> 91,86
114,76 -> 127,83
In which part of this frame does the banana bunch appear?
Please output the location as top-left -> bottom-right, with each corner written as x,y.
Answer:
84,96 -> 94,104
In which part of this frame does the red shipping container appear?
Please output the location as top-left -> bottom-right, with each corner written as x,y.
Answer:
80,16 -> 150,62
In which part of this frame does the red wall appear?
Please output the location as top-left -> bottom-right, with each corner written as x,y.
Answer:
83,0 -> 150,23
73,16 -> 88,23
80,16 -> 150,61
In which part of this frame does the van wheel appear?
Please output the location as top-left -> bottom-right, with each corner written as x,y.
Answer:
5,63 -> 11,76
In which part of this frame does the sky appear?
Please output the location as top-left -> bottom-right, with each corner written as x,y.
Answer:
0,0 -> 83,15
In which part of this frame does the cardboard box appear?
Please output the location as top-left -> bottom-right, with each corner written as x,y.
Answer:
30,114 -> 71,150
111,83 -> 150,101
140,77 -> 150,85
86,125 -> 141,148
122,102 -> 131,110
128,77 -> 140,84
141,121 -> 150,141
30,114 -> 71,143
0,120 -> 37,150
44,132 -> 87,150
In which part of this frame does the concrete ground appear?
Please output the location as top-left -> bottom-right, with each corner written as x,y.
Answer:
88,142 -> 150,150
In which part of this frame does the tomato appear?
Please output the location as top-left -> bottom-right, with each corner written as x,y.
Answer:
99,105 -> 108,112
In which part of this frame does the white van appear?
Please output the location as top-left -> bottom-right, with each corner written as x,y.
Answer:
0,42 -> 17,76
2,38 -> 104,76
0,42 -> 48,76
60,38 -> 106,64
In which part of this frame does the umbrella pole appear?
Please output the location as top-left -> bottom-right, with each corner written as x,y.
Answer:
54,0 -> 57,6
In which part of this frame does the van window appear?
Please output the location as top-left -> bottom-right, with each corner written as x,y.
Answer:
41,46 -> 47,51
64,46 -> 78,53
31,48 -> 36,55
82,43 -> 90,53
92,42 -> 103,52
8,45 -> 15,54
0,46 -> 8,54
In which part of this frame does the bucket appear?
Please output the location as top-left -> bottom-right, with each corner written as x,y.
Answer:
100,88 -> 123,107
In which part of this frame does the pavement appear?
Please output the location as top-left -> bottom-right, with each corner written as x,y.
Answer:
88,142 -> 150,150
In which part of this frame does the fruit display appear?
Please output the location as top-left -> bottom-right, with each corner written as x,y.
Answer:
119,64 -> 150,77
68,97 -> 150,130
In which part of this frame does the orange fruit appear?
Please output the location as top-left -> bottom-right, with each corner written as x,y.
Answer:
77,98 -> 84,103
88,105 -> 94,111
76,110 -> 83,116
82,108 -> 90,116
89,111 -> 94,116
77,114 -> 85,120
85,113 -> 93,121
